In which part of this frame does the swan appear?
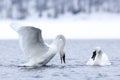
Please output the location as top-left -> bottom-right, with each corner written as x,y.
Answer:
11,25 -> 66,67
86,47 -> 111,66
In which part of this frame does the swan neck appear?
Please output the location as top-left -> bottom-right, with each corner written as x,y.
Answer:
57,35 -> 66,50
51,35 -> 66,53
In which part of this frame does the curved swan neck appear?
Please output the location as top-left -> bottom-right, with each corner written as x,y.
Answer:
54,35 -> 66,64
56,35 -> 66,50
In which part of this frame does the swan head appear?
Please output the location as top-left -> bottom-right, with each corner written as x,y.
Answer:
60,50 -> 66,64
92,47 -> 102,60
95,47 -> 102,54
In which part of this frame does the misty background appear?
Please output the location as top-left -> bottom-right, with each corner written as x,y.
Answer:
0,0 -> 120,39
0,0 -> 120,20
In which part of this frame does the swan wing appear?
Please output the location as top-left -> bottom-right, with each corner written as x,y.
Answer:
101,53 -> 111,65
11,25 -> 49,59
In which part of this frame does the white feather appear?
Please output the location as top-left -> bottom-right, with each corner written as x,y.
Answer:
11,24 -> 66,67
86,47 -> 111,66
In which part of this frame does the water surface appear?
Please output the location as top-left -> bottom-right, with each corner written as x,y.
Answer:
0,39 -> 120,80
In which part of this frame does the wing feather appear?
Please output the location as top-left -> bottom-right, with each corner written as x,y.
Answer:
12,26 -> 49,59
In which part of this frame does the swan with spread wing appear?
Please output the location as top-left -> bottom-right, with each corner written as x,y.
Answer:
11,25 -> 66,67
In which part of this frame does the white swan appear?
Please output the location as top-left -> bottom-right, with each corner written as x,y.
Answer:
11,25 -> 66,67
86,47 -> 111,66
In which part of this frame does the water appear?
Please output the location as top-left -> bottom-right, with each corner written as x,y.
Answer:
0,39 -> 120,80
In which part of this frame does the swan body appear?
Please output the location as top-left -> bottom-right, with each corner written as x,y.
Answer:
86,47 -> 111,66
11,25 -> 66,67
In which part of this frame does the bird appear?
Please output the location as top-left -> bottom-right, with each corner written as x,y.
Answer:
11,25 -> 66,67
86,47 -> 111,66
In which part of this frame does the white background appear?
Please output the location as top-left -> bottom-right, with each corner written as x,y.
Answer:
0,13 -> 120,39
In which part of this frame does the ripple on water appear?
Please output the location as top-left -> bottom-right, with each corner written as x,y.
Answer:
97,73 -> 108,78
32,75 -> 43,78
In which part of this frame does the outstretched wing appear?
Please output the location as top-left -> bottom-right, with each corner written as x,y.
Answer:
11,25 -> 49,59
18,26 -> 48,47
